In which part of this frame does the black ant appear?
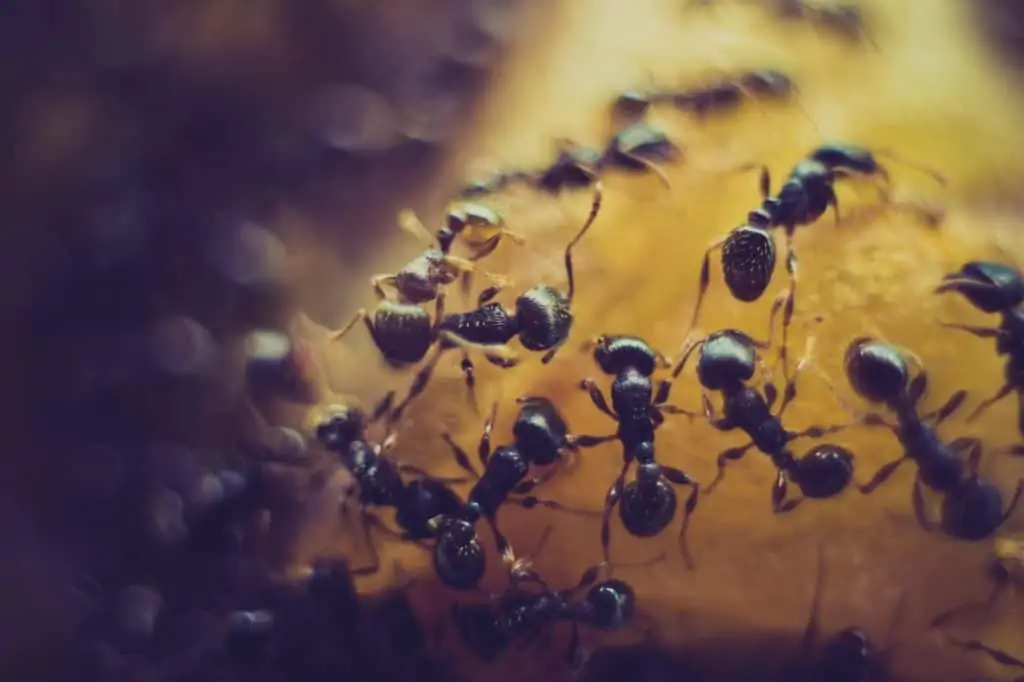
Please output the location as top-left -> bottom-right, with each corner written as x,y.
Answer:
451,526 -> 648,669
669,329 -> 855,513
436,397 -> 609,588
612,69 -> 796,121
935,261 -> 1024,445
684,142 -> 947,378
797,543 -> 909,682
577,334 -> 702,568
313,400 -> 474,586
383,183 -> 604,421
836,337 -> 1024,540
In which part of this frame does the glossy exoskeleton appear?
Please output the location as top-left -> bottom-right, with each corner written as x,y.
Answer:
935,261 -> 1024,444
313,402 -> 471,582
669,329 -> 854,513
452,558 -> 636,667
612,68 -> 795,121
436,398 -> 608,587
599,122 -> 680,189
382,183 -> 605,420
578,334 -> 702,568
838,337 -> 1024,540
684,141 -> 946,379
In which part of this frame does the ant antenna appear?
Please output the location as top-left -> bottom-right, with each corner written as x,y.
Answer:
872,148 -> 948,187
802,541 -> 827,654
397,208 -> 438,246
564,182 -> 604,302
669,331 -> 708,381
617,152 -> 673,190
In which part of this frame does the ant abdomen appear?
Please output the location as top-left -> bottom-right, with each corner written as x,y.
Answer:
373,302 -> 434,364
580,580 -> 636,630
941,479 -> 1007,541
515,285 -> 572,351
843,338 -> 909,403
593,335 -> 659,376
620,465 -> 677,538
440,302 -> 518,346
722,226 -> 776,302
793,445 -> 855,499
434,518 -> 486,590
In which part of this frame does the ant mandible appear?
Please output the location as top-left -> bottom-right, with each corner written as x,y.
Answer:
577,334 -> 702,568
935,261 -> 1024,445
837,337 -> 1024,540
668,328 -> 855,513
434,397 -> 608,588
683,142 -> 947,379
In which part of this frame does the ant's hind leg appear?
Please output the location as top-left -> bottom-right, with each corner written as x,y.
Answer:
600,464 -> 630,566
706,442 -> 756,494
580,378 -> 617,419
857,457 -> 910,494
329,309 -> 371,343
771,470 -> 803,514
911,474 -> 938,532
370,275 -> 398,300
966,383 -> 1013,424
930,562 -> 1012,628
388,345 -> 447,422
440,432 -> 482,480
683,236 -> 728,344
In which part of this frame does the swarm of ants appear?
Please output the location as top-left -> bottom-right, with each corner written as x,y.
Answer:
62,4 -> 1024,682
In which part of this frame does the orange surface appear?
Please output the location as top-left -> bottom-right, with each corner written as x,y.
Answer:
280,1 -> 1024,680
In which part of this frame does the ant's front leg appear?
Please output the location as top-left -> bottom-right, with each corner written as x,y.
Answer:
857,456 -> 910,494
580,379 -> 618,420
478,401 -> 499,468
600,461 -> 631,566
771,470 -> 803,514
441,432 -> 482,480
701,393 -> 735,431
911,473 -> 938,532
652,381 -> 701,419
922,388 -> 968,426
706,441 -> 756,494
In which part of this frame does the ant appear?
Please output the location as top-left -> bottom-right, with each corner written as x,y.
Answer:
683,142 -> 947,378
612,69 -> 796,121
383,183 -> 604,421
313,400 -> 474,586
452,525 -> 652,668
935,261 -> 1024,445
796,543 -> 909,682
668,328 -> 855,513
577,334 -> 702,568
535,144 -> 604,194
437,397 -> 610,587
836,337 -> 1024,540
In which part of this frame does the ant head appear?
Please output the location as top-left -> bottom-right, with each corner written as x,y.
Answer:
435,226 -> 456,254
592,334 -> 657,376
794,444 -> 855,499
583,579 -> 636,630
941,477 -> 1006,542
697,330 -> 758,390
451,602 -> 507,660
843,337 -> 909,404
314,404 -> 366,453
936,261 -> 1024,313
722,225 -> 777,303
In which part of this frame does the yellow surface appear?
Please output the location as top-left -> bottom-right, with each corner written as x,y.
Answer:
287,1 -> 1024,679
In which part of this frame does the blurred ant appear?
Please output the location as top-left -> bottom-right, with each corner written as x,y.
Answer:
935,261 -> 1024,445
834,337 -> 1024,540
797,543 -> 909,682
437,397 -> 608,588
578,334 -> 702,568
400,201 -> 527,264
767,0 -> 878,48
313,401 -> 472,584
669,328 -> 854,513
385,183 -> 604,420
683,142 -> 947,378
535,143 -> 605,194
612,69 -> 796,121
452,525 -> 655,669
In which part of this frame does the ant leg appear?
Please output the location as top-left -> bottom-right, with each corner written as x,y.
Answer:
329,309 -> 370,343
706,442 -> 756,494
601,461 -> 631,565
478,401 -> 499,468
911,473 -> 938,532
935,320 -> 1005,340
682,237 -> 728,346
775,336 -> 816,419
563,181 -> 604,303
438,331 -> 519,368
440,432 -> 482,480
907,371 -> 929,409
397,209 -> 436,245
388,344 -> 448,422
759,164 -> 772,199
922,388 -> 969,425
508,525 -> 555,588
580,378 -> 618,419
702,393 -> 735,430
965,383 -> 1013,424
476,284 -> 505,305
874,148 -> 948,187
369,275 -> 399,300
663,467 -> 700,570
616,153 -> 672,189
776,225 -> 800,383
485,516 -> 517,566
540,343 -> 566,365
772,470 -> 803,514
945,636 -> 1024,671
857,457 -> 910,494
949,437 -> 983,474
459,351 -> 480,415
802,543 -> 827,654
368,391 -> 396,424
930,563 -> 1011,628
511,495 -> 601,516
